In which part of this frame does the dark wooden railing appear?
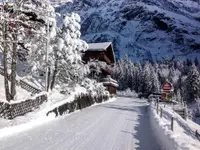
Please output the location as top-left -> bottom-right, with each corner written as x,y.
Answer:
0,67 -> 41,94
19,80 -> 41,94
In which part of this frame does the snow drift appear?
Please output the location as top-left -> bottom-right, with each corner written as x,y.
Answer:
150,103 -> 200,150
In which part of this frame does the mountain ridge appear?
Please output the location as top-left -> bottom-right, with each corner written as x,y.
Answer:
56,0 -> 200,62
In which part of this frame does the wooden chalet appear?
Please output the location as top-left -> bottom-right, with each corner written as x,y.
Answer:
83,42 -> 118,95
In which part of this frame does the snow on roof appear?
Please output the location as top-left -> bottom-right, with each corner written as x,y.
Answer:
88,42 -> 112,51
103,81 -> 119,88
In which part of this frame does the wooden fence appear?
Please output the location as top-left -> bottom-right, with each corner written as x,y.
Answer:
19,80 -> 41,94
174,108 -> 187,120
154,102 -> 200,142
0,67 -> 41,94
0,94 -> 47,119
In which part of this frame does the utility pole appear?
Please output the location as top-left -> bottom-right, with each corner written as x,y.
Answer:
45,12 -> 50,92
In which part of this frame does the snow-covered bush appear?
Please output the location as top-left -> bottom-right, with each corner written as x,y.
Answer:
117,88 -> 137,97
185,65 -> 200,102
81,78 -> 109,97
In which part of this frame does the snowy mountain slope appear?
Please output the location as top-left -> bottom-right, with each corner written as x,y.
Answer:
56,0 -> 200,61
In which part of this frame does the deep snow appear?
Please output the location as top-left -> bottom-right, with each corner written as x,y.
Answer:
0,97 -> 160,150
150,102 -> 200,150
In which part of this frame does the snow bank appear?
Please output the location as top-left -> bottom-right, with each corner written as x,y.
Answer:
0,90 -> 116,139
150,103 -> 200,150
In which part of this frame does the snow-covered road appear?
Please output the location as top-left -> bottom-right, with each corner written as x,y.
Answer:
0,97 -> 160,150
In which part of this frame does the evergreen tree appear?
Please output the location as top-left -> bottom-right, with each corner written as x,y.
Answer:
176,89 -> 182,103
139,62 -> 152,93
150,66 -> 160,93
194,57 -> 199,67
134,62 -> 142,92
51,13 -> 88,90
185,65 -> 200,103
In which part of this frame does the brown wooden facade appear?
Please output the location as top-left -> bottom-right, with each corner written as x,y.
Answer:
83,42 -> 118,94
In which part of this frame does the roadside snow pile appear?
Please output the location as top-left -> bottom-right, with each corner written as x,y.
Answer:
150,103 -> 200,150
0,82 -> 113,139
117,88 -> 138,97
0,85 -> 85,129
0,92 -> 115,139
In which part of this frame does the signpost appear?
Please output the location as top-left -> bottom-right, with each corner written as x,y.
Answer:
161,81 -> 173,101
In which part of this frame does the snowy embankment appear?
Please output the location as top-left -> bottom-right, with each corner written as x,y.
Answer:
150,102 -> 200,150
0,86 -> 116,139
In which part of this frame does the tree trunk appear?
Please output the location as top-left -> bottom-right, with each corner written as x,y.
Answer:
47,67 -> 51,91
50,58 -> 58,90
10,32 -> 17,100
3,21 -> 11,101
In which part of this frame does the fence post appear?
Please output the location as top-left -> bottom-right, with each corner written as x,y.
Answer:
160,108 -> 163,118
156,102 -> 159,114
184,107 -> 187,120
171,117 -> 174,131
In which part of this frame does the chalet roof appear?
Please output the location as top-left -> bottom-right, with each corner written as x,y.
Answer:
88,42 -> 112,51
87,42 -> 116,63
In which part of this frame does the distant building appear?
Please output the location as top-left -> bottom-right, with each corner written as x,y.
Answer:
83,42 -> 118,94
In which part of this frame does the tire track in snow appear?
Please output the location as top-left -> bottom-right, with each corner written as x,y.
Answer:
0,97 -> 160,150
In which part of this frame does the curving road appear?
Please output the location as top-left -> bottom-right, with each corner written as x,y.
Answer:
0,97 -> 160,150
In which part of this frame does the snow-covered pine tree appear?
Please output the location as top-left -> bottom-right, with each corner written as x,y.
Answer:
150,66 -> 160,93
112,60 -> 125,91
185,65 -> 200,103
168,66 -> 176,84
122,56 -> 135,90
134,61 -> 142,92
176,89 -> 182,103
139,61 -> 152,94
50,12 -> 88,90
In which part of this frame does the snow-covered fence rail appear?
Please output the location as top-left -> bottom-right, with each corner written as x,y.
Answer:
0,67 -> 41,94
19,80 -> 41,94
150,104 -> 200,149
47,94 -> 109,117
174,108 -> 187,120
153,102 -> 200,142
0,94 -> 47,119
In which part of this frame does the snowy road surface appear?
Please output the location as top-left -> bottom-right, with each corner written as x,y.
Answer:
0,97 -> 160,150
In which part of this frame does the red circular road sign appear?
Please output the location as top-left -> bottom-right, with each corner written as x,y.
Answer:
162,81 -> 173,92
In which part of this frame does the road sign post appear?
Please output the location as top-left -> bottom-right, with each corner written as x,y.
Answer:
161,81 -> 173,101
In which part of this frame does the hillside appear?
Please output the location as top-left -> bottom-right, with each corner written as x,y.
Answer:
56,0 -> 200,62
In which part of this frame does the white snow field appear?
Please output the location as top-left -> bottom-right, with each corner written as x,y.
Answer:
0,97 -> 160,150
150,102 -> 200,150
